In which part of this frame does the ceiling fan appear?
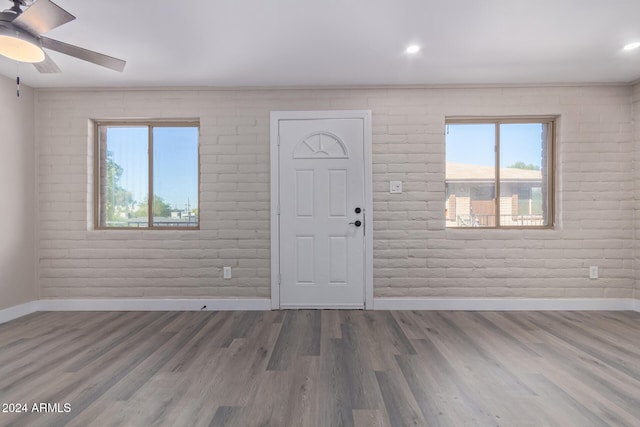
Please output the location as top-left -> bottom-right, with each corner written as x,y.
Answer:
0,0 -> 125,73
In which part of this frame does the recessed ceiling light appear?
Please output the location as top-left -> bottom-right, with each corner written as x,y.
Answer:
623,42 -> 640,51
405,45 -> 421,54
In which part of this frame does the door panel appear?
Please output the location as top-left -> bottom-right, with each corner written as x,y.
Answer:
295,170 -> 314,217
296,237 -> 315,283
279,118 -> 365,308
328,170 -> 348,217
328,236 -> 348,284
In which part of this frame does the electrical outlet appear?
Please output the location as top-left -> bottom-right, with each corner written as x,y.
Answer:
390,181 -> 403,193
223,267 -> 232,279
589,266 -> 598,280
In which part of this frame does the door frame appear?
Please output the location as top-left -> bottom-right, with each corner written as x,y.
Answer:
270,110 -> 373,310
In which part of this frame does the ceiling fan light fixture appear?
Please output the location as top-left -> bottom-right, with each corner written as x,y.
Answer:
0,24 -> 45,63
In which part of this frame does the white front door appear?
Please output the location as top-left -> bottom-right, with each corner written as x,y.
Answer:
272,111 -> 371,308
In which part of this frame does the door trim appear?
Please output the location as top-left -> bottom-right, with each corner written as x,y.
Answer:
270,110 -> 373,310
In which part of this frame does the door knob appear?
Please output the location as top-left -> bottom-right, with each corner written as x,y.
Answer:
349,220 -> 362,227
355,207 -> 362,214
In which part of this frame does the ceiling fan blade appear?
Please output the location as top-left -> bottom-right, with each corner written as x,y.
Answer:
40,36 -> 126,72
12,0 -> 75,35
33,51 -> 61,73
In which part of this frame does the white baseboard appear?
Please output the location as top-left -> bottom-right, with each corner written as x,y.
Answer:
2,298 -> 638,324
38,298 -> 272,312
0,298 -> 271,323
373,298 -> 638,311
0,301 -> 39,324
280,304 -> 364,309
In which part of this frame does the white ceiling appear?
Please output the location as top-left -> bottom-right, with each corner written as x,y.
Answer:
1,0 -> 639,88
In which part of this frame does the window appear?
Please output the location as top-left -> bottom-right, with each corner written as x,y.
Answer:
445,118 -> 554,228
95,121 -> 199,229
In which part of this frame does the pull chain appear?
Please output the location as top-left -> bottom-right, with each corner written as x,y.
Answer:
16,62 -> 20,98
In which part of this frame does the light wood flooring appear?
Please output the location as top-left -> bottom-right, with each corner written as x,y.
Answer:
0,310 -> 639,426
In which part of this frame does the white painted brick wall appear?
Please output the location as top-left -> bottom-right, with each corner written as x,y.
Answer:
35,85 -> 636,300
633,83 -> 640,300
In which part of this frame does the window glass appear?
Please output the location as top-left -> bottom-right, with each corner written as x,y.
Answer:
96,122 -> 199,229
445,123 -> 496,227
98,126 -> 149,228
445,119 -> 553,228
500,123 -> 549,227
153,127 -> 199,227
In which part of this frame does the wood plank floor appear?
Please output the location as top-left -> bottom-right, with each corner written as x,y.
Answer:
0,310 -> 639,426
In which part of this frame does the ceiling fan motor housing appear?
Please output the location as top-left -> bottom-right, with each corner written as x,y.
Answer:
0,10 -> 18,23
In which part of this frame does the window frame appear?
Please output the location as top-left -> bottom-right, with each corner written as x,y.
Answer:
94,120 -> 201,230
445,116 -> 556,229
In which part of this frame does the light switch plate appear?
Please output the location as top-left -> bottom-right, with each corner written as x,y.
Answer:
390,181 -> 402,193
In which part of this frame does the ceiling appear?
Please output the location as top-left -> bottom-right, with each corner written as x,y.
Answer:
1,0 -> 639,88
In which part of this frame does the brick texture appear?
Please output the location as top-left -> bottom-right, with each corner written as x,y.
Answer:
633,83 -> 640,300
35,85 -> 636,300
